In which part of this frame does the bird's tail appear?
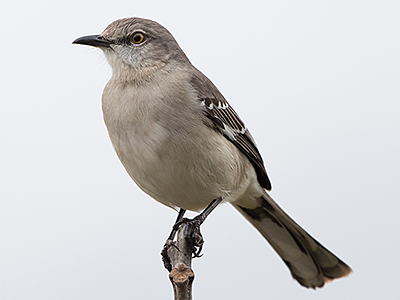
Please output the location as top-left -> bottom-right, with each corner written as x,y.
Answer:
233,193 -> 352,288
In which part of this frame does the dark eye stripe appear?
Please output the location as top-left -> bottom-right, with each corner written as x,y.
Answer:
113,36 -> 132,45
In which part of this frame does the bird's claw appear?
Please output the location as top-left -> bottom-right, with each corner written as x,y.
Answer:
180,216 -> 205,258
163,216 -> 205,266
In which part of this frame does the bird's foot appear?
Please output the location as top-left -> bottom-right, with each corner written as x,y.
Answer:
173,216 -> 205,258
161,215 -> 205,271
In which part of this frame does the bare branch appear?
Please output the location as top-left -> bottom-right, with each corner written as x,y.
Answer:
167,223 -> 195,300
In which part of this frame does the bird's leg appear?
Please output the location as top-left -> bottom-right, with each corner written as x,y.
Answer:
175,196 -> 224,258
161,208 -> 186,271
161,196 -> 224,271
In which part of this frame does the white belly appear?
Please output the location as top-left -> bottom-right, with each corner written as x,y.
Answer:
113,121 -> 255,210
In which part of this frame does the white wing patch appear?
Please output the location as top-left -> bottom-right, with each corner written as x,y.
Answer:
201,99 -> 228,111
222,124 -> 237,140
200,97 -> 247,139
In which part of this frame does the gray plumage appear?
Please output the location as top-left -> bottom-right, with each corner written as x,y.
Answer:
73,17 -> 352,288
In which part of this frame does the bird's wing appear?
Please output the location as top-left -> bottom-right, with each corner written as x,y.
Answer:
190,72 -> 271,190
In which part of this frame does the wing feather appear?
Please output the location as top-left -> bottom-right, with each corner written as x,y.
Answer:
190,72 -> 271,190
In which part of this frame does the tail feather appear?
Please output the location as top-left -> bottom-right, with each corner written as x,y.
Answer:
233,193 -> 352,288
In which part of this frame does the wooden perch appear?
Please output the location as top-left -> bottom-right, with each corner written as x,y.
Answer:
167,222 -> 196,300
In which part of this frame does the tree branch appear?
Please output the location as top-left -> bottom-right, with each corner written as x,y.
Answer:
167,223 -> 195,300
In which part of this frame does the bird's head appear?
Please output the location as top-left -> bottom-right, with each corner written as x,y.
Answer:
73,17 -> 189,78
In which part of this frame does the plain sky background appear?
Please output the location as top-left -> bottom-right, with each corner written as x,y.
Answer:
1,1 -> 399,299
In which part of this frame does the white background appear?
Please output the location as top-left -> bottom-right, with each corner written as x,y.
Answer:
1,1 -> 399,299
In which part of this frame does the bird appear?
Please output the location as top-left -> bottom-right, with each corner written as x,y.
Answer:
73,17 -> 352,288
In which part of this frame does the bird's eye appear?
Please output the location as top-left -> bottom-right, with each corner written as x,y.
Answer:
132,32 -> 145,44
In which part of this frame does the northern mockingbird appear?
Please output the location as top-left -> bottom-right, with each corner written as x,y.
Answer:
73,17 -> 351,288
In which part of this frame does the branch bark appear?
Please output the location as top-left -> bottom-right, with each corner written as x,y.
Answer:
167,223 -> 195,300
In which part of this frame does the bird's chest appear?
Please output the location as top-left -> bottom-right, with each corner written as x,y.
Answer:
103,86 -> 181,167
102,81 -> 209,195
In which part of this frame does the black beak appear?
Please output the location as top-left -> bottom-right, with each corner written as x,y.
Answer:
72,35 -> 112,48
